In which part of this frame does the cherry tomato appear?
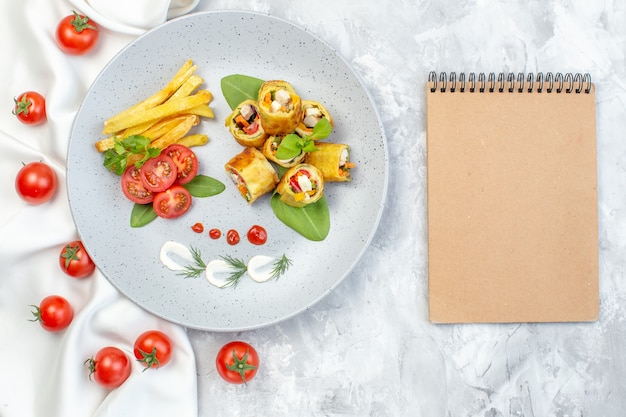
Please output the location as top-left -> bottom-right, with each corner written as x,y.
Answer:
215,341 -> 259,384
247,225 -> 267,245
121,165 -> 153,204
209,228 -> 222,239
85,346 -> 131,389
162,144 -> 198,185
59,240 -> 95,278
30,295 -> 73,332
13,91 -> 46,125
153,185 -> 192,219
56,11 -> 99,55
226,229 -> 240,245
139,154 -> 178,193
133,330 -> 173,369
15,161 -> 58,205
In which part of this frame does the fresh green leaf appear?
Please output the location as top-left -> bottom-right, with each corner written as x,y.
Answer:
270,254 -> 293,280
308,118 -> 333,141
275,134 -> 304,160
130,203 -> 157,228
102,135 -> 160,175
182,175 -> 226,198
178,246 -> 207,279
220,255 -> 248,288
221,74 -> 265,110
270,194 -> 330,241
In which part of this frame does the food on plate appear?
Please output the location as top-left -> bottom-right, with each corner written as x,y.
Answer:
261,135 -> 306,168
15,161 -> 58,205
13,91 -> 46,125
85,346 -> 131,389
304,142 -> 354,182
215,341 -> 259,384
276,163 -> 325,208
59,240 -> 96,279
295,100 -> 334,137
162,144 -> 198,185
152,184 -> 192,219
56,11 -> 99,55
134,330 -> 173,369
29,295 -> 73,332
257,80 -> 303,135
224,147 -> 279,204
246,225 -> 267,245
224,99 -> 268,148
138,153 -> 178,193
95,59 -> 213,160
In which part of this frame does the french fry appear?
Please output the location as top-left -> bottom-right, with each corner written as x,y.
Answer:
176,134 -> 209,148
171,74 -> 204,100
149,114 -> 200,149
103,90 -> 213,135
186,104 -> 215,119
103,60 -> 196,127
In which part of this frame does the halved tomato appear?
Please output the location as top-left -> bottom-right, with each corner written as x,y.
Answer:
162,144 -> 198,185
153,185 -> 192,219
139,154 -> 177,192
121,166 -> 153,204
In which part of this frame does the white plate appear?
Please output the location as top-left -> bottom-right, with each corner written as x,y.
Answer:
67,11 -> 388,331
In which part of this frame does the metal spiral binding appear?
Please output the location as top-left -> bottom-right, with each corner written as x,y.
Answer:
428,72 -> 592,94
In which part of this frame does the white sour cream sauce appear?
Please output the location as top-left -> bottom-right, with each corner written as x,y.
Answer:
159,241 -> 279,287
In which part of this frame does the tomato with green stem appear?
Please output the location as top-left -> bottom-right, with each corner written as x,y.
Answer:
133,330 -> 173,370
60,240 -> 95,278
85,346 -> 131,389
13,91 -> 46,125
215,341 -> 259,384
15,161 -> 58,205
56,11 -> 99,55
30,295 -> 74,332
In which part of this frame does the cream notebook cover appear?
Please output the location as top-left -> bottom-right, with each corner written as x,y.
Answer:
426,72 -> 599,323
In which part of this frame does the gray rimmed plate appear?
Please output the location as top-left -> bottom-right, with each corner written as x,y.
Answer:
67,10 -> 388,331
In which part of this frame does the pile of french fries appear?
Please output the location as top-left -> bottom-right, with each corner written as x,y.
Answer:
95,59 -> 214,154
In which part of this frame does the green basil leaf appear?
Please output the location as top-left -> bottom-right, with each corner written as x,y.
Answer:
301,141 -> 318,153
130,203 -> 157,228
275,134 -> 303,160
221,74 -> 265,110
309,117 -> 333,140
182,174 -> 226,198
270,194 -> 330,241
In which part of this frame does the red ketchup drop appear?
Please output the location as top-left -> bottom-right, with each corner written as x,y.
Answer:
209,228 -> 222,239
247,225 -> 267,245
226,229 -> 240,245
191,222 -> 204,233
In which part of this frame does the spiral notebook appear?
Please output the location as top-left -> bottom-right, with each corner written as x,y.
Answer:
426,72 -> 599,323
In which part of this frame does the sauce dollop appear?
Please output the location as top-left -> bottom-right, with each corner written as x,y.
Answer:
226,229 -> 240,245
247,225 -> 267,245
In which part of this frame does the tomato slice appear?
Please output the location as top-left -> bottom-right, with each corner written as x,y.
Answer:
153,185 -> 192,219
139,154 -> 178,192
162,144 -> 198,185
121,165 -> 153,204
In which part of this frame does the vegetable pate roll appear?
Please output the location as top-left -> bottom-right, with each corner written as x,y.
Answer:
295,100 -> 334,137
224,147 -> 279,204
276,163 -> 325,208
257,80 -> 303,136
224,100 -> 268,148
262,135 -> 306,168
305,142 -> 354,182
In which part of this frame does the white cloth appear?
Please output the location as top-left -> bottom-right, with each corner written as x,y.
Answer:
68,0 -> 200,35
0,1 -> 199,416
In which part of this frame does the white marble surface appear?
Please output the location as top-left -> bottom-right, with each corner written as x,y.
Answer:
2,0 -> 625,416
189,1 -> 626,416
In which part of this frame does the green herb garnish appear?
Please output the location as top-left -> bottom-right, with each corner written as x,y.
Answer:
103,135 -> 161,175
275,118 -> 332,160
269,254 -> 292,280
178,246 -> 208,279
219,255 -> 248,288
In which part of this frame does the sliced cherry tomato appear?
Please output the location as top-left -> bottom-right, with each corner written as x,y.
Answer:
247,225 -> 267,245
56,11 -> 99,55
15,161 -> 58,205
13,91 -> 46,125
226,229 -> 240,245
243,121 -> 259,135
216,341 -> 259,384
133,330 -> 173,369
153,185 -> 192,219
162,144 -> 198,185
59,240 -> 95,278
139,154 -> 178,193
121,165 -> 153,204
30,295 -> 73,332
85,346 -> 131,389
